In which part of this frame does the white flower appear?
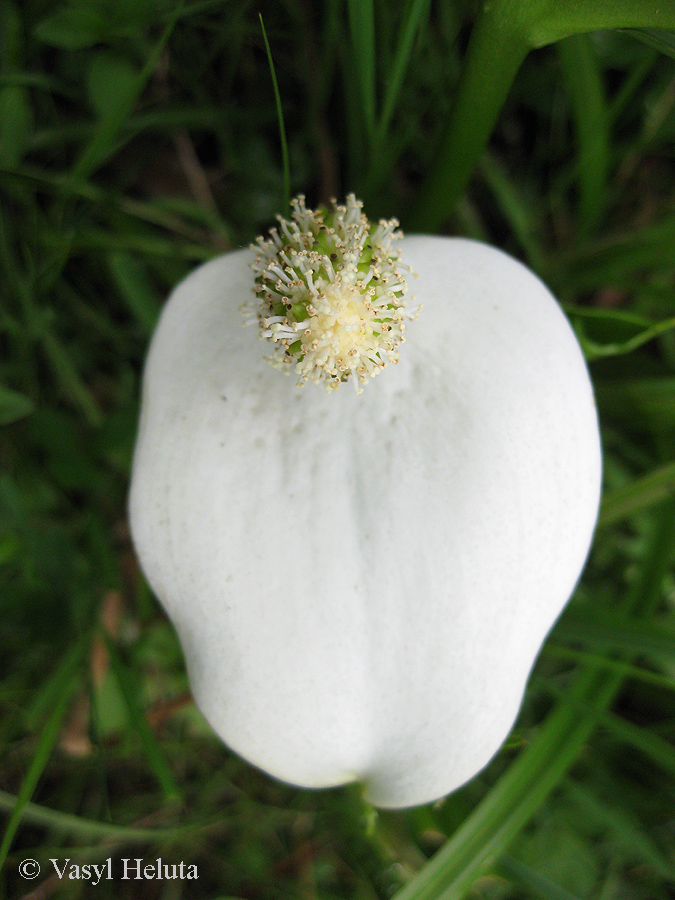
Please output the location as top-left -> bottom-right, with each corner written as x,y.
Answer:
129,200 -> 601,809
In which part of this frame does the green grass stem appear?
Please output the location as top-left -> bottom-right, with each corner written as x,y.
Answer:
259,14 -> 291,211
558,34 -> 610,234
0,638 -> 86,873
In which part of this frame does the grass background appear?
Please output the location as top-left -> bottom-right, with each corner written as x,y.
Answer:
2,0 -> 675,897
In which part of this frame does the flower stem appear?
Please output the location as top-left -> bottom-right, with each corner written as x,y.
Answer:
409,0 -> 675,234
407,0 -> 528,233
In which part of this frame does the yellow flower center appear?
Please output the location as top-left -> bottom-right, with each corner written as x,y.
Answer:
245,194 -> 418,393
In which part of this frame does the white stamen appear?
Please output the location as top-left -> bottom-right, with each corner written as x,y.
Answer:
247,194 -> 419,394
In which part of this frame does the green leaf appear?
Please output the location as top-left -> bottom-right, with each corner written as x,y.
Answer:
375,0 -> 432,148
595,377 -> 675,433
107,251 -> 160,334
529,0 -> 675,48
0,638 -> 86,871
259,14 -> 290,211
554,612 -> 675,661
347,0 -> 377,147
0,384 -> 34,425
0,85 -> 33,168
624,27 -> 675,59
603,711 -> 675,780
104,635 -> 181,803
33,6 -> 109,50
71,3 -> 183,181
566,306 -> 675,361
500,854 -> 585,900
599,460 -> 675,526
558,34 -> 610,233
0,788 -> 196,843
86,52 -> 139,120
564,779 -> 675,880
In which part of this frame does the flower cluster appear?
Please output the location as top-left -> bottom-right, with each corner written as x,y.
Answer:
246,194 -> 418,393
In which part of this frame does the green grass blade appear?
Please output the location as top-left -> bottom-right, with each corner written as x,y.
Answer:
347,0 -> 377,148
0,384 -> 34,424
40,328 -> 103,428
599,459 -> 675,527
375,0 -> 432,148
553,215 -> 675,293
625,27 -> 675,59
107,251 -> 160,335
408,2 -> 528,231
529,0 -> 675,47
259,14 -> 290,211
0,789 -> 203,844
104,634 -> 181,803
480,153 -> 545,270
393,668 -> 620,900
595,377 -> 675,433
545,642 -> 675,692
499,855 -> 582,900
0,639 -> 86,872
564,779 -> 675,880
554,613 -> 675,660
565,306 -> 675,361
558,34 -> 610,233
602,710 -> 675,780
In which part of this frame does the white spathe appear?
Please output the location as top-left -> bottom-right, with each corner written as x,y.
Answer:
129,235 -> 601,809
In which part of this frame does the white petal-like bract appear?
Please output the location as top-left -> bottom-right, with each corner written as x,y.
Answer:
129,236 -> 601,808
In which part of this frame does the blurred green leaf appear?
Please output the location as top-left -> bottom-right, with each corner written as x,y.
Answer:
0,636 -> 85,871
599,459 -> 675,526
558,34 -> 610,233
71,3 -> 182,181
0,384 -> 34,424
33,5 -> 109,50
501,852 -> 587,900
625,27 -> 675,59
555,612 -> 675,661
104,634 -> 182,803
595,377 -> 675,432
87,52 -> 139,120
564,779 -> 675,880
0,85 -> 33,167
